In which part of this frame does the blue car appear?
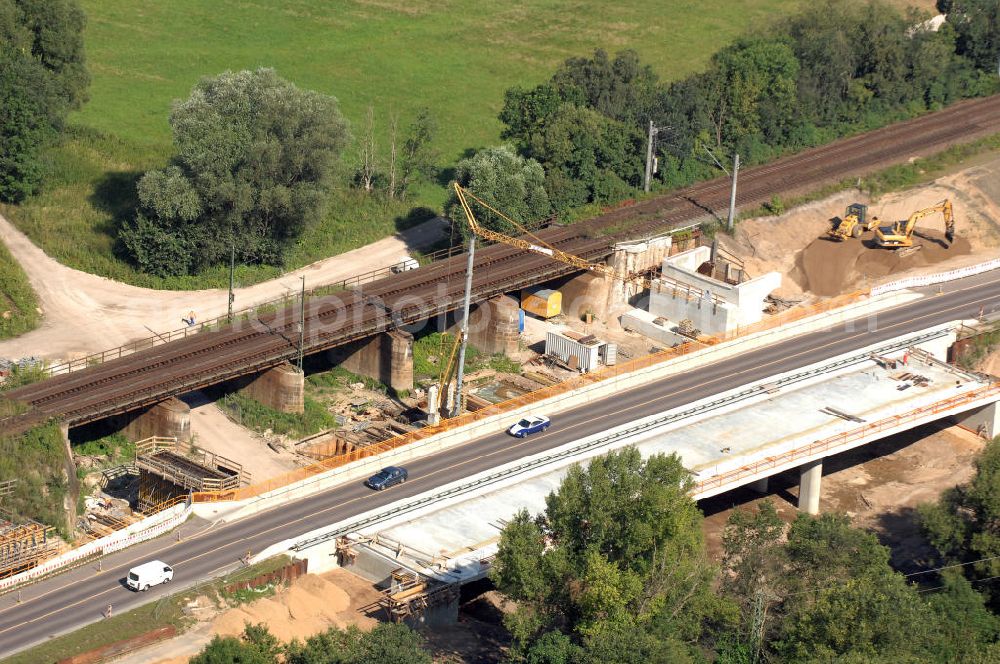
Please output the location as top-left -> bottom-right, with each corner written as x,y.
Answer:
365,466 -> 408,490
508,415 -> 551,438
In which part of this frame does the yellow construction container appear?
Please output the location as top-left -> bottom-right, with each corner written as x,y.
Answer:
521,288 -> 562,318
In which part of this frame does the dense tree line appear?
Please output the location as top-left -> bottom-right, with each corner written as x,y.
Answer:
491,443 -> 1000,663
190,622 -> 431,664
485,0 -> 1000,223
0,0 -> 88,202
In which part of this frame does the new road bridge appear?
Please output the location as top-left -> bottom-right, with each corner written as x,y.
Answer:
1,270 -> 998,658
4,94 -> 1000,434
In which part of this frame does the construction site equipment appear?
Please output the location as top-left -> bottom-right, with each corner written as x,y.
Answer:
875,199 -> 955,249
521,287 -> 562,318
378,568 -> 460,623
135,437 -> 247,511
0,508 -> 54,580
828,203 -> 879,241
452,183 -> 660,294
545,330 -> 605,373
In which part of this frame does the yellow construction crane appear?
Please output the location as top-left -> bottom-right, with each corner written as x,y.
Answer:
437,184 -> 654,416
874,199 -> 955,249
827,203 -> 880,241
437,183 -> 711,417
451,183 -> 657,290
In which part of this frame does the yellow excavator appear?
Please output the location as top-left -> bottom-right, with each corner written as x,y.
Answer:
828,203 -> 880,241
874,199 -> 955,250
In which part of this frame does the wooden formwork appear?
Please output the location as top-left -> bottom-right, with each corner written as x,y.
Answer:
0,509 -> 54,580
378,568 -> 459,623
135,438 -> 247,512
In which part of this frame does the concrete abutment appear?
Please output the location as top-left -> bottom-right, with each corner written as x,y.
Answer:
557,236 -> 672,326
335,330 -> 414,393
119,397 -> 192,442
959,401 -> 1000,439
466,295 -> 519,356
237,362 -> 305,413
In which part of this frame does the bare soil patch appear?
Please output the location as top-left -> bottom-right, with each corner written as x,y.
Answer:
701,423 -> 985,570
724,155 -> 1000,299
796,232 -> 972,296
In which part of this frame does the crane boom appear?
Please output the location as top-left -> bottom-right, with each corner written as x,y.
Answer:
453,183 -> 657,290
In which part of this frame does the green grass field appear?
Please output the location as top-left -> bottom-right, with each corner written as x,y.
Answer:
4,0 -> 805,290
0,240 -> 39,339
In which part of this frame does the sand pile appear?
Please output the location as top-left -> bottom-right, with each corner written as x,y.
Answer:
211,573 -> 358,644
724,156 -> 1000,299
795,231 -> 972,296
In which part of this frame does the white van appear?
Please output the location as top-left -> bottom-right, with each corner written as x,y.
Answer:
126,560 -> 173,591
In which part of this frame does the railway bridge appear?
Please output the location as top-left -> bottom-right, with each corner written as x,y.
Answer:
3,94 -> 1000,437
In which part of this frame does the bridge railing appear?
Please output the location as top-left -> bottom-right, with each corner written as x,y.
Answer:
43,245 -> 465,378
693,381 -> 1000,497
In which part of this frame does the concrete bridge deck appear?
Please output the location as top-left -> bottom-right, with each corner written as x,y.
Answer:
339,327 -> 996,584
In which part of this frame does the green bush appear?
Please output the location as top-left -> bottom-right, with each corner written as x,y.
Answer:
73,433 -> 135,465
220,392 -> 336,438
0,240 -> 40,339
0,422 -> 72,535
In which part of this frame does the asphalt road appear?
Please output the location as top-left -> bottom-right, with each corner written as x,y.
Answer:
2,272 -> 999,659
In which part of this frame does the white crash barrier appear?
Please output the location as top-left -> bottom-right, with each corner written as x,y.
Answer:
871,258 -> 1000,296
0,501 -> 192,592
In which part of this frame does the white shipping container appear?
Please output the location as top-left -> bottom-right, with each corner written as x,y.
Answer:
545,330 -> 603,373
602,343 -> 618,366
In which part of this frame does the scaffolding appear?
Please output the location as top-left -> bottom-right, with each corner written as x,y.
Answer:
377,568 -> 459,623
0,506 -> 55,580
135,438 -> 248,512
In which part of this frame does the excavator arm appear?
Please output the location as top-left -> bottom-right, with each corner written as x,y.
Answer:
876,199 -> 955,248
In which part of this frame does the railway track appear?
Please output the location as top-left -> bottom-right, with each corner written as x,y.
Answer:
4,94 -> 1000,433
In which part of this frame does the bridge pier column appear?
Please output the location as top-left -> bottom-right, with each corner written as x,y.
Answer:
238,362 -> 304,414
798,459 -> 823,515
465,295 -> 519,356
337,330 -> 414,393
558,236 -> 672,326
122,397 -> 192,442
750,477 -> 769,494
959,401 -> 1000,439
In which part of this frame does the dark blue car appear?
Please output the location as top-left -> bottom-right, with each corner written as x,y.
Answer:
365,466 -> 408,490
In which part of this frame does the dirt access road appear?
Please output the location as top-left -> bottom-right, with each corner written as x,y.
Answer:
0,214 -> 446,362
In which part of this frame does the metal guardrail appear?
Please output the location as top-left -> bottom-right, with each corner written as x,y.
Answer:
694,380 -> 1000,496
191,290 -> 873,503
291,331 -> 953,552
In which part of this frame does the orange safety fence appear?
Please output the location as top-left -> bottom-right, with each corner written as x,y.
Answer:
193,289 -> 874,503
693,381 -> 1000,496
137,494 -> 190,516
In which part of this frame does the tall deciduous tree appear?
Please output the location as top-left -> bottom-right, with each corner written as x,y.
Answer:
443,145 -> 551,237
701,38 -> 800,147
0,0 -> 87,202
920,437 -> 1000,586
491,448 -> 718,661
397,107 -> 439,197
13,0 -> 89,109
120,68 -> 350,276
0,45 -> 61,201
945,0 -> 1000,71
